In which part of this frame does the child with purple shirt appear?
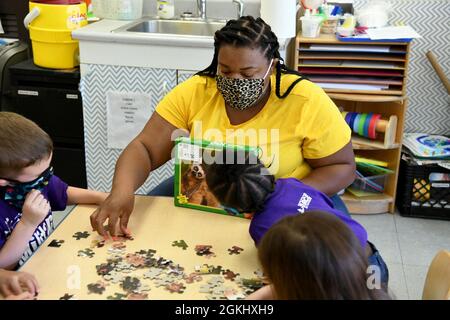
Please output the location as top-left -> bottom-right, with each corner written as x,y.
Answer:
249,211 -> 391,299
204,149 -> 389,291
0,112 -> 108,271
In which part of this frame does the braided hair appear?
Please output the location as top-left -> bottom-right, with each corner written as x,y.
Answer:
203,149 -> 275,213
197,16 -> 304,99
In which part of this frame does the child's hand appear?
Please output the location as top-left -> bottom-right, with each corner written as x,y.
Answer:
0,269 -> 39,298
21,190 -> 50,228
5,291 -> 35,300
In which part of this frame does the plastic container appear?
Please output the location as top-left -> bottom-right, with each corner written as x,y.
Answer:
33,0 -> 81,3
91,0 -> 143,20
24,2 -> 88,69
350,173 -> 389,193
321,16 -> 339,34
336,26 -> 354,37
157,0 -> 175,19
396,157 -> 450,220
300,16 -> 322,38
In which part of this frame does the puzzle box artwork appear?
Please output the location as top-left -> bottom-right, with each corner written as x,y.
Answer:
174,137 -> 259,219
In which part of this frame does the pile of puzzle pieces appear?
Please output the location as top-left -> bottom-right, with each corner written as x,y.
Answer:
52,232 -> 264,300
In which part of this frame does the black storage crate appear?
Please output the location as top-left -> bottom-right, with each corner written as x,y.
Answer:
396,157 -> 450,220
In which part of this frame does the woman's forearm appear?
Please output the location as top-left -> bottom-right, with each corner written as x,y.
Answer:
301,163 -> 356,196
110,140 -> 154,195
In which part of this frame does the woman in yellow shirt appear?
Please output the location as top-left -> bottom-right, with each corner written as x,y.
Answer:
90,16 -> 355,237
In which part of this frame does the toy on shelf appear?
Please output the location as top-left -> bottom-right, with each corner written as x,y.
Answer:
341,111 -> 398,149
403,133 -> 450,159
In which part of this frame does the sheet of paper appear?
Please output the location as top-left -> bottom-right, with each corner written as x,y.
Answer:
304,60 -> 398,68
308,76 -> 402,85
106,91 -> 152,149
346,187 -> 379,197
316,82 -> 388,90
302,59 -> 340,65
366,26 -> 422,40
307,44 -> 391,53
342,60 -> 398,68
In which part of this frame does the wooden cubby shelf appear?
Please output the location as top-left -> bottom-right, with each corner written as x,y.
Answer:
295,34 -> 411,214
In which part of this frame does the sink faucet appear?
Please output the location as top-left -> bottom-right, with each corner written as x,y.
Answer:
197,0 -> 206,20
232,0 -> 244,19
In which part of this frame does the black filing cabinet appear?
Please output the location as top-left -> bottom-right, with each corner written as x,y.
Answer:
6,59 -> 87,188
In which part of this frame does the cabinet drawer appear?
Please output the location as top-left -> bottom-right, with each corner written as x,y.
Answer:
11,86 -> 84,142
52,146 -> 87,188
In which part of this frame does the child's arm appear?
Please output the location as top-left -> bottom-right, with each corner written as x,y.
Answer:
0,221 -> 37,270
245,285 -> 275,300
66,187 -> 108,206
0,269 -> 39,298
0,190 -> 50,270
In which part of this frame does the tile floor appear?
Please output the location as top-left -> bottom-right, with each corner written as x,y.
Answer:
351,212 -> 450,300
53,207 -> 449,300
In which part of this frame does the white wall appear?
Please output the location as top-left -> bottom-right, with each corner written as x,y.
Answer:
143,0 -> 261,20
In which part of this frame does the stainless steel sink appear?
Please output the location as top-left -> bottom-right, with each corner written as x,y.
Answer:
113,18 -> 226,37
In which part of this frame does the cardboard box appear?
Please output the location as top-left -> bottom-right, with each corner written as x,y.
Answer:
174,137 -> 258,218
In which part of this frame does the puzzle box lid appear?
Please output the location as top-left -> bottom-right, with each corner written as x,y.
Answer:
173,137 -> 259,218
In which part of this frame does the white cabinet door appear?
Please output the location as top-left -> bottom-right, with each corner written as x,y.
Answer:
80,64 -> 177,194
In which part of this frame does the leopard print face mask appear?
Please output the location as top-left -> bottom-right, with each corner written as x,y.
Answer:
215,59 -> 273,111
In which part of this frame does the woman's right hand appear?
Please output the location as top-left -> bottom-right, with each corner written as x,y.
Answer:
90,191 -> 135,237
89,113 -> 178,238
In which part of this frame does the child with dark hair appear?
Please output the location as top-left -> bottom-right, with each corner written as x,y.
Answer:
0,112 -> 108,270
204,149 -> 389,291
250,211 -> 391,300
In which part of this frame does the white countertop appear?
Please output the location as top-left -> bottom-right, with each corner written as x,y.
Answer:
72,18 -> 289,71
72,18 -> 216,48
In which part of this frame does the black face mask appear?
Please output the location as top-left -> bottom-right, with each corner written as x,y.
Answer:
2,167 -> 53,210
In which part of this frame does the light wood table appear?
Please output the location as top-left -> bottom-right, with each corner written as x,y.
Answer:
20,196 -> 260,300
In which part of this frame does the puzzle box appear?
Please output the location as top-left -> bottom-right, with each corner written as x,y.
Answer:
174,137 -> 258,219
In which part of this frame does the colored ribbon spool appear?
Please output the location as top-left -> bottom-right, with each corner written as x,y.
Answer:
363,113 -> 372,138
348,112 -> 357,131
358,113 -> 368,137
369,113 -> 382,139
352,113 -> 361,133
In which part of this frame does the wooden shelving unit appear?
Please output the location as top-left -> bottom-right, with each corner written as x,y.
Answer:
295,34 -> 412,214
295,34 -> 411,96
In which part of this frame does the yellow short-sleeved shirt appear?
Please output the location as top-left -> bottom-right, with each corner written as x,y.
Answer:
155,73 -> 351,180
